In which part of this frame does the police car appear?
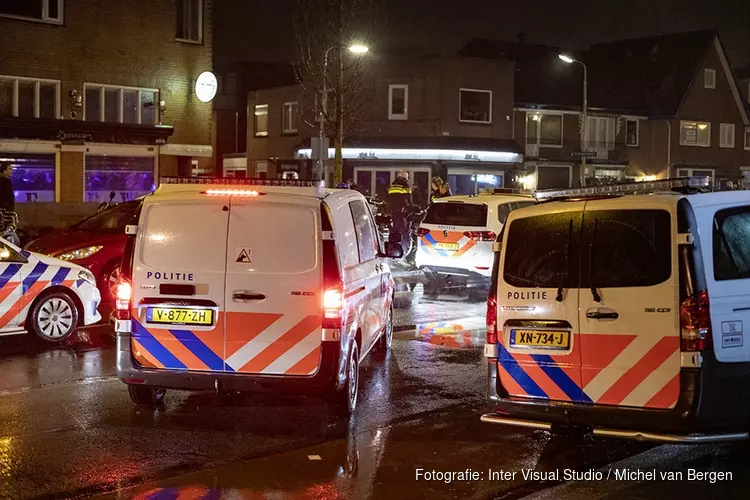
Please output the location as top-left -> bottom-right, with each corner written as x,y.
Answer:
415,192 -> 534,299
0,238 -> 101,342
483,177 -> 750,443
114,177 -> 403,414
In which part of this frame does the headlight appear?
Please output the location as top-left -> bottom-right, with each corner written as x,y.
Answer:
78,269 -> 96,286
58,246 -> 103,261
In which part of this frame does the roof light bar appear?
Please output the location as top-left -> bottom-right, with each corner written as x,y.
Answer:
204,189 -> 261,197
160,177 -> 325,188
534,177 -> 711,201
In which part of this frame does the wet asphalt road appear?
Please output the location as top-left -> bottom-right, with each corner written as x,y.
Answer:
1,288 -> 749,499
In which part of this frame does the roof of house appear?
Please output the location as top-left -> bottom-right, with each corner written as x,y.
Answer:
460,29 -> 719,117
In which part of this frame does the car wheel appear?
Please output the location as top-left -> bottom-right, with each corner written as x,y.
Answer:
379,304 -> 393,352
28,292 -> 78,343
329,341 -> 360,416
424,280 -> 441,298
102,260 -> 122,302
128,385 -> 166,407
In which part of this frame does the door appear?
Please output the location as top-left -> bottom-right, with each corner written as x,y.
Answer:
705,204 -> 750,363
134,200 -> 229,372
497,203 -> 586,402
223,199 -> 322,376
348,199 -> 383,353
0,241 -> 27,330
578,201 -> 680,409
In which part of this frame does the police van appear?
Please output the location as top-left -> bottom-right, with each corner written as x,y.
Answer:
483,177 -> 750,442
415,192 -> 535,299
0,238 -> 101,342
114,178 -> 403,414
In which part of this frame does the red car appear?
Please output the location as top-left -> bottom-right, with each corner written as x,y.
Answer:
25,199 -> 142,304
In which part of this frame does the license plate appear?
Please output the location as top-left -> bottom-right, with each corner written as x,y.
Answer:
435,242 -> 459,251
146,307 -> 214,326
509,329 -> 570,349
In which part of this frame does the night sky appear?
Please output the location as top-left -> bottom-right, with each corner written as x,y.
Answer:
215,0 -> 750,69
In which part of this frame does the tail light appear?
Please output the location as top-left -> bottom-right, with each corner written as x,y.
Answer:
115,279 -> 132,321
464,231 -> 496,242
417,227 -> 431,237
680,289 -> 712,352
322,284 -> 344,329
486,290 -> 498,345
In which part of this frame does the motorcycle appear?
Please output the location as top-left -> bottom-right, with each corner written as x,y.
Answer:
367,198 -> 425,265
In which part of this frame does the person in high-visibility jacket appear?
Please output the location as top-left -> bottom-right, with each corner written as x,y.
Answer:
387,171 -> 414,244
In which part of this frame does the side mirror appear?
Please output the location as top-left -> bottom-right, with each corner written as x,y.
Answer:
388,232 -> 402,243
109,191 -> 116,202
385,242 -> 403,259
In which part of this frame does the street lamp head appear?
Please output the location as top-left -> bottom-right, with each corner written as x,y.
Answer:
558,54 -> 575,64
348,44 -> 369,54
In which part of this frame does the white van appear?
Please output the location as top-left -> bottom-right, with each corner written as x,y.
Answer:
483,178 -> 750,442
415,192 -> 534,299
115,178 -> 403,414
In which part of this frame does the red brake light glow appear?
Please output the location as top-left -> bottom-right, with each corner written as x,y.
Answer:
417,227 -> 431,237
322,285 -> 344,328
204,189 -> 260,197
115,280 -> 132,320
680,289 -> 712,352
486,293 -> 498,346
464,231 -> 496,242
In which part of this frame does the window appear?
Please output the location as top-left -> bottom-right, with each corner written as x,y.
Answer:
254,105 -> 269,137
83,84 -> 158,125
459,89 -> 492,124
704,69 -> 716,89
720,123 -> 736,148
745,127 -> 750,150
714,206 -> 750,281
388,84 -> 408,120
0,76 -> 60,119
586,116 -> 616,149
0,0 -> 63,24
677,168 -> 715,185
504,212 -> 583,288
4,153 -> 56,203
680,121 -> 711,147
349,200 -> 378,262
255,161 -> 268,178
74,200 -> 141,233
424,203 -> 488,227
625,119 -> 639,147
526,113 -> 563,147
84,156 -> 155,203
176,0 -> 203,43
584,210 -> 672,288
282,102 -> 298,134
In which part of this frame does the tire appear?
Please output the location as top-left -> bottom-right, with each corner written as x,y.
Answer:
329,341 -> 360,416
100,260 -> 122,303
377,304 -> 394,353
128,385 -> 166,407
424,280 -> 441,298
28,291 -> 78,343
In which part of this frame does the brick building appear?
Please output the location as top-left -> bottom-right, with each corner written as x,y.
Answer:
461,30 -> 750,190
0,0 -> 213,227
244,54 -> 523,199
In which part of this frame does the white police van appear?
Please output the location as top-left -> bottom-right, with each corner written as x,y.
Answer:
483,177 -> 750,442
114,178 -> 402,414
415,192 -> 534,299
0,238 -> 101,342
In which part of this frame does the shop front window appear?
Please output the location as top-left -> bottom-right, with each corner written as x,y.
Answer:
448,172 -> 504,195
4,153 -> 56,203
84,156 -> 155,203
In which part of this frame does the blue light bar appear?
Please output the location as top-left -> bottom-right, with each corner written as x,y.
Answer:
534,177 -> 711,200
160,177 -> 325,188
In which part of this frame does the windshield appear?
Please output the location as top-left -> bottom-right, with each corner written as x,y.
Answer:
423,202 -> 488,227
73,200 -> 141,233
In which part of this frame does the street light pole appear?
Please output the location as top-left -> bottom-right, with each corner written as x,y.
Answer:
559,54 -> 588,186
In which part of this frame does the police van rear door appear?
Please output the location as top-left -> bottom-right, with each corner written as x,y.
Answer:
577,198 -> 680,409
497,202 -> 586,402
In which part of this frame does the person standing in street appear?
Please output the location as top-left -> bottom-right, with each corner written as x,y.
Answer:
0,162 -> 15,213
387,170 -> 415,246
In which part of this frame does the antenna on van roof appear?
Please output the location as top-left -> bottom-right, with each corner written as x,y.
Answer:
534,177 -> 711,201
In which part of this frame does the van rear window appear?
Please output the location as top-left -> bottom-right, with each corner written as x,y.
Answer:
714,206 -> 750,281
424,202 -> 488,227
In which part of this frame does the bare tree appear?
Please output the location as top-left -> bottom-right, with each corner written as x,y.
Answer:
294,0 -> 381,185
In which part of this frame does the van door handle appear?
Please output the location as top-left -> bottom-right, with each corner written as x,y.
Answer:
586,311 -> 619,320
233,292 -> 266,301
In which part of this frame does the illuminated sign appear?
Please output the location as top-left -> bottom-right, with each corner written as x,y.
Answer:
296,148 -> 521,163
195,71 -> 218,102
